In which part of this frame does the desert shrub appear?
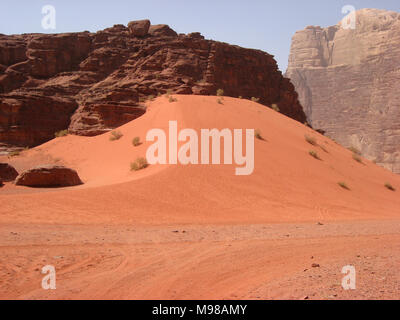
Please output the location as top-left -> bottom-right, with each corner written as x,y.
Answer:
216,89 -> 224,97
348,146 -> 361,155
168,96 -> 177,103
132,136 -> 141,147
55,130 -> 68,138
8,150 -> 20,157
251,97 -> 260,103
110,130 -> 123,141
238,96 -> 243,99
130,157 -> 149,171
319,144 -> 329,153
352,153 -> 363,163
255,129 -> 263,140
148,94 -> 155,101
309,150 -> 321,160
384,183 -> 396,191
338,182 -> 350,190
271,104 -> 280,112
305,134 -> 317,146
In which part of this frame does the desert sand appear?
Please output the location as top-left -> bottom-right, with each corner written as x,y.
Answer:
1,95 -> 399,299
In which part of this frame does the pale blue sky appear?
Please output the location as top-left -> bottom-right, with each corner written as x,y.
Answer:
0,1 -> 399,71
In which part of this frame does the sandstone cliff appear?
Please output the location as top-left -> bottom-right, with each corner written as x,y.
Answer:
286,9 -> 400,173
0,20 -> 305,152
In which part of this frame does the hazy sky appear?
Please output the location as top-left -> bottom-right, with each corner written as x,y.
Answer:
1,0 -> 399,71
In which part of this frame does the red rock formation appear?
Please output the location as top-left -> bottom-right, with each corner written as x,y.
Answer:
0,20 -> 306,150
15,165 -> 83,187
286,9 -> 400,173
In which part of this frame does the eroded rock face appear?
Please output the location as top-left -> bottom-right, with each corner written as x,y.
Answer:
0,163 -> 19,182
0,19 -> 305,150
286,9 -> 400,173
15,165 -> 83,187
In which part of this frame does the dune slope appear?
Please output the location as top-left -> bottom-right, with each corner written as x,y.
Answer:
1,95 -> 399,225
1,95 -> 399,300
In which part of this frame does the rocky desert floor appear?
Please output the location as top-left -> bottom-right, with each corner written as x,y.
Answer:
1,96 -> 399,300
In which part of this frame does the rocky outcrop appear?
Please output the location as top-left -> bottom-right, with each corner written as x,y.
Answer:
0,163 -> 18,182
15,165 -> 83,187
0,94 -> 78,146
286,9 -> 400,173
0,20 -> 305,150
128,20 -> 151,37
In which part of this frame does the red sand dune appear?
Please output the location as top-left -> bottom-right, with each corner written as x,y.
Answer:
0,95 -> 399,299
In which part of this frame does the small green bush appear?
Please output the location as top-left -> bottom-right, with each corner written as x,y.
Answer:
216,89 -> 224,97
338,182 -> 350,190
305,134 -> 317,146
309,150 -> 321,160
384,183 -> 396,191
55,130 -> 68,138
251,97 -> 260,103
110,131 -> 123,141
132,136 -> 141,147
130,157 -> 149,171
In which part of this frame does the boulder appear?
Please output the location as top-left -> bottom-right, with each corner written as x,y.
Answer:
0,163 -> 19,182
15,165 -> 83,187
127,20 -> 150,37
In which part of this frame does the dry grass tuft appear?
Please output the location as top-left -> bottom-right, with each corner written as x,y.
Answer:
130,157 -> 149,171
110,131 -> 123,141
309,150 -> 321,160
384,183 -> 396,191
55,130 -> 68,138
132,137 -> 141,147
338,182 -> 350,190
305,135 -> 317,146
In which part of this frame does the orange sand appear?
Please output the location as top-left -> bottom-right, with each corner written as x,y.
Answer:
0,95 -> 399,299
